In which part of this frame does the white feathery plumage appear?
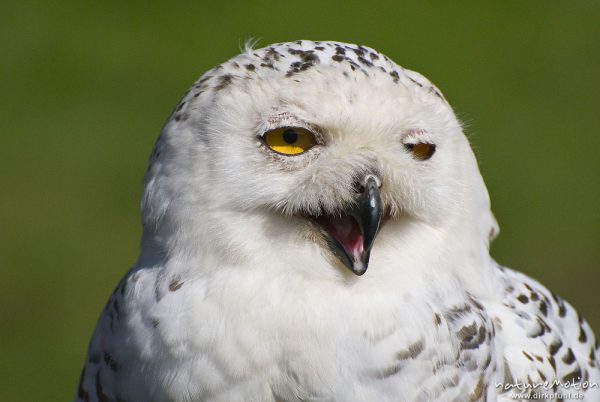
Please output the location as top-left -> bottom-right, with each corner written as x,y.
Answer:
76,40 -> 600,402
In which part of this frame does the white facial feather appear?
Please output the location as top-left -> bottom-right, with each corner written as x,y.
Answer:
141,41 -> 496,270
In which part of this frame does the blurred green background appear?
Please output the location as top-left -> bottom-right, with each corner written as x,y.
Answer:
1,1 -> 598,400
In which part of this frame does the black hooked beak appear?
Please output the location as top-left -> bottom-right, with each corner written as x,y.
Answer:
315,175 -> 383,276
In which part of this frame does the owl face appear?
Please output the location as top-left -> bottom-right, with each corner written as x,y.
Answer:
143,41 -> 495,275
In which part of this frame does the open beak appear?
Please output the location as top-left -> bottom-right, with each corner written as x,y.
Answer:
314,175 -> 383,275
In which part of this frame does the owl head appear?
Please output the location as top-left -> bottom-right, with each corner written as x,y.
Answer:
140,41 -> 498,279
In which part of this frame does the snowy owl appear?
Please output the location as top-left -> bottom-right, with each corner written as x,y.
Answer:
76,40 -> 600,402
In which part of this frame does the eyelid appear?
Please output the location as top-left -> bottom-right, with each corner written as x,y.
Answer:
259,114 -> 324,144
400,128 -> 435,145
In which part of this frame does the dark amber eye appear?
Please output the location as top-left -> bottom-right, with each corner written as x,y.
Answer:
404,143 -> 436,161
263,127 -> 317,155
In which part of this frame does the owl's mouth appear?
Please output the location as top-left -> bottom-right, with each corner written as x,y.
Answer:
311,175 -> 383,276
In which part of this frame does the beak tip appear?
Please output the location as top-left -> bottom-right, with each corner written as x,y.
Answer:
350,250 -> 371,276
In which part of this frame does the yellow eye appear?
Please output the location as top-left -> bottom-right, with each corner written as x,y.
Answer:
263,127 -> 317,155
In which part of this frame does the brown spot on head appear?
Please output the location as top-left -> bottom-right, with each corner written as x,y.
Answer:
169,278 -> 184,292
215,74 -> 234,91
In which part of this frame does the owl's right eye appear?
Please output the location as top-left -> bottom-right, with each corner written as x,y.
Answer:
263,127 -> 317,156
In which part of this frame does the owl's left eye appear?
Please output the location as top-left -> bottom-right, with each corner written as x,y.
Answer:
263,127 -> 317,156
404,142 -> 436,161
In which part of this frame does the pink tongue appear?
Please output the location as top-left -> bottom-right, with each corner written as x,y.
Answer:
321,215 -> 364,260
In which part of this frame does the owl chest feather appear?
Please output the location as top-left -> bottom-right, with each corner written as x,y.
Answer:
113,265 -> 499,401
